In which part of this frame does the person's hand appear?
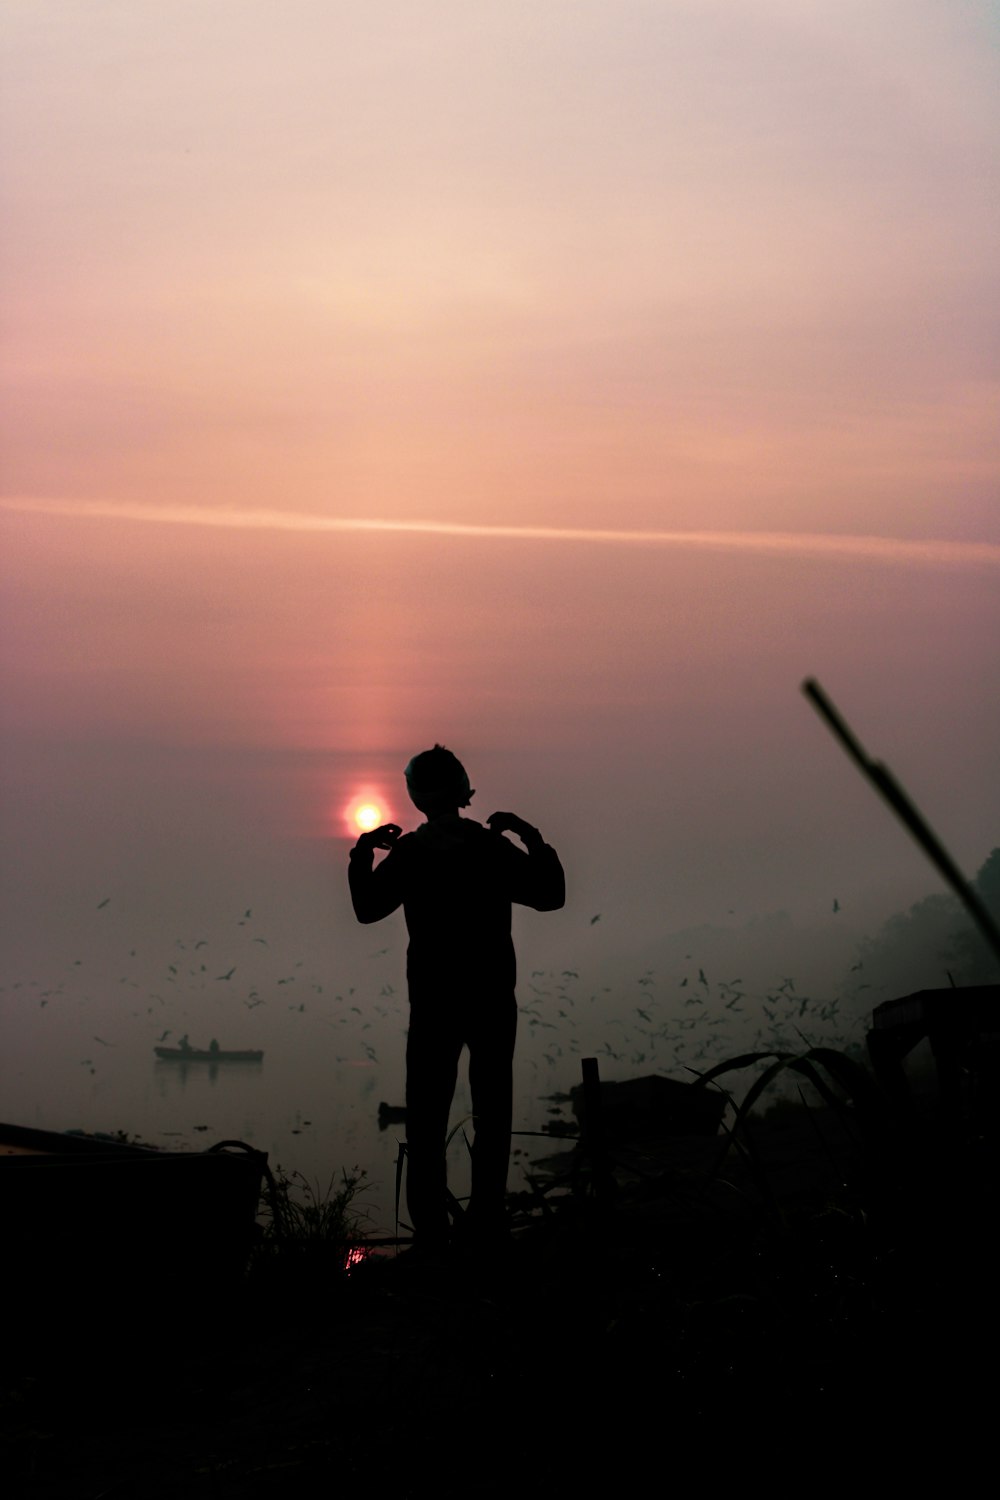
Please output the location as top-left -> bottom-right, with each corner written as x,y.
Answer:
487,811 -> 541,847
354,823 -> 402,852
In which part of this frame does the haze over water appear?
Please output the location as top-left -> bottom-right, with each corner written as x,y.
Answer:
2,4 -> 998,1228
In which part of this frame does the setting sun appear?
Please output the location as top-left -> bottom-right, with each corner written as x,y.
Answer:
344,789 -> 391,838
354,802 -> 382,833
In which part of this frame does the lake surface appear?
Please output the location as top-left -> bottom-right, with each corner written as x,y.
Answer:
1,890 -> 873,1235
1,993 -> 587,1233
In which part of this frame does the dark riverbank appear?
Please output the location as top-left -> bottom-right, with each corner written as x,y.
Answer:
5,1100 -> 995,1497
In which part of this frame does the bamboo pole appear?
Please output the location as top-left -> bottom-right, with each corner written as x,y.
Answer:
802,678 -> 1000,965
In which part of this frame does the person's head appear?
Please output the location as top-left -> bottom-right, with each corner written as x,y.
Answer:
404,744 -> 473,818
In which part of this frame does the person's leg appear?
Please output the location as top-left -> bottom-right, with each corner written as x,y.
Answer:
465,991 -> 517,1237
405,996 -> 463,1244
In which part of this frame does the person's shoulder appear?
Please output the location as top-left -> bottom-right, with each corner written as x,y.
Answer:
460,818 -> 507,843
450,818 -> 504,857
479,824 -> 528,861
440,818 -> 512,858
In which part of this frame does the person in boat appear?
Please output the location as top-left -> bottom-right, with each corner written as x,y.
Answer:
178,1033 -> 192,1053
348,744 -> 564,1253
209,1038 -> 220,1056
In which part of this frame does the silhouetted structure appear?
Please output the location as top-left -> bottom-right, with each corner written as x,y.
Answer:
349,745 -> 564,1249
867,984 -> 1000,1141
1,1123 -> 266,1322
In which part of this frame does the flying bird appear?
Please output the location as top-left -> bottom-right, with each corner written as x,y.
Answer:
216,967 -> 236,981
590,914 -> 601,925
96,898 -> 110,910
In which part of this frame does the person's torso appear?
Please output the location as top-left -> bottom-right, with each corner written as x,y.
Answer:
394,818 -> 518,986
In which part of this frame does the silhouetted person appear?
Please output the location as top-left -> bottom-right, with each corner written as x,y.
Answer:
348,745 -> 564,1253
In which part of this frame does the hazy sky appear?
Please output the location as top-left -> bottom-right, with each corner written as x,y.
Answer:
2,2 -> 998,1060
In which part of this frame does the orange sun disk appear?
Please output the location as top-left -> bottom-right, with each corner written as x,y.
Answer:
344,791 -> 390,837
354,802 -> 381,832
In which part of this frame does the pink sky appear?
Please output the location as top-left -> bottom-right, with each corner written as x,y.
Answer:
2,1 -> 998,994
3,1 -> 997,539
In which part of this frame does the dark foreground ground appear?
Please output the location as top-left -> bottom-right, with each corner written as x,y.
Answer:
4,1112 -> 996,1498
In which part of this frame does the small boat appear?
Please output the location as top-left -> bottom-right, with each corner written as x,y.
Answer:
155,1044 -> 264,1063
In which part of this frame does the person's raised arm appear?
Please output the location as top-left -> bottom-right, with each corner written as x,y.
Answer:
348,824 -> 404,923
487,811 -> 565,911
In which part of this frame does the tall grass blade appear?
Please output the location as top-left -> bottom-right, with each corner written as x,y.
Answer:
803,678 -> 1000,963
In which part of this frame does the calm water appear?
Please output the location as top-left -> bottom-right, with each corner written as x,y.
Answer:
2,892 -> 871,1233
2,991 -> 586,1233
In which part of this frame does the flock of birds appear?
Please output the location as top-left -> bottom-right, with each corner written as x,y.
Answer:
4,899 -> 392,1069
4,895 -> 878,1136
515,959 -> 871,1085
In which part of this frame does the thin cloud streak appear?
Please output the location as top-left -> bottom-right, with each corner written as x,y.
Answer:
3,496 -> 999,570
